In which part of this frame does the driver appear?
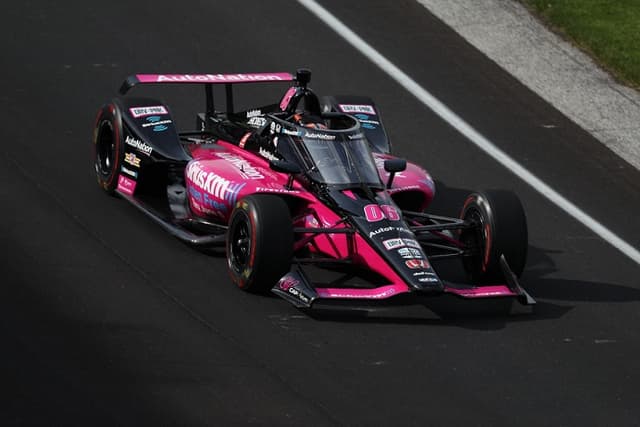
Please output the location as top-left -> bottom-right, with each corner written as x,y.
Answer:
292,112 -> 328,130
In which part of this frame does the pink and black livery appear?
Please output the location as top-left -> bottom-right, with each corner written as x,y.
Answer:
93,68 -> 535,311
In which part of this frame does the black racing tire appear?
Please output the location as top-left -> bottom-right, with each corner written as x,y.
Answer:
93,103 -> 124,195
226,195 -> 293,293
459,190 -> 528,283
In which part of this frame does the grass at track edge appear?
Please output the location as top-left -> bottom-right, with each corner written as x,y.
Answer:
519,0 -> 640,90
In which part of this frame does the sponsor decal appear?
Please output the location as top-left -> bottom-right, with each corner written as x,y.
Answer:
129,105 -> 168,118
239,132 -> 252,149
405,259 -> 430,270
215,152 -> 264,179
184,136 -> 217,144
348,132 -> 366,140
269,122 -> 300,137
338,104 -> 376,115
281,128 -> 301,136
384,238 -> 420,250
357,118 -> 380,126
120,166 -> 138,178
189,186 -> 228,212
186,161 -> 245,205
418,276 -> 439,283
354,115 -> 380,130
246,109 -> 261,118
278,276 -> 310,303
247,116 -> 267,128
412,271 -> 436,277
363,204 -> 400,222
369,226 -> 410,238
304,131 -> 335,140
270,121 -> 282,134
398,247 -> 423,259
383,238 -> 404,250
278,276 -> 299,291
288,287 -> 310,303
403,239 -> 421,249
117,175 -> 136,195
255,187 -> 299,193
145,73 -> 291,83
124,152 -> 141,167
142,116 -> 172,132
258,147 -> 278,161
125,135 -> 152,155
398,248 -> 413,259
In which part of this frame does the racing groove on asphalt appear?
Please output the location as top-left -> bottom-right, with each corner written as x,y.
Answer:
2,1 -> 639,425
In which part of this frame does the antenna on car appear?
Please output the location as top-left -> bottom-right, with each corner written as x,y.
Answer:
296,68 -> 311,88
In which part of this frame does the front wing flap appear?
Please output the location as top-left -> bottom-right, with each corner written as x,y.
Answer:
271,254 -> 535,309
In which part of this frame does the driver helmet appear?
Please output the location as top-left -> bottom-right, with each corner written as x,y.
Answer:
293,112 -> 328,130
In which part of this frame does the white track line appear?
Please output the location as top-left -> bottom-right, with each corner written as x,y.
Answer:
297,0 -> 640,266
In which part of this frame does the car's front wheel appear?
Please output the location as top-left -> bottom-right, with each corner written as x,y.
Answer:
226,195 -> 293,293
459,190 -> 528,283
93,103 -> 124,195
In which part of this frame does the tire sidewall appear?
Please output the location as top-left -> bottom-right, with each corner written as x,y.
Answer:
460,190 -> 527,282
227,200 -> 258,289
93,103 -> 123,194
461,193 -> 496,280
226,195 -> 293,293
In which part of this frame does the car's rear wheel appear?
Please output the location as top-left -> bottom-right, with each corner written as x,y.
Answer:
226,195 -> 293,293
459,190 -> 528,283
93,103 -> 123,195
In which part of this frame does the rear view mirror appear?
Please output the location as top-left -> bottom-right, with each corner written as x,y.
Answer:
384,158 -> 407,173
384,158 -> 406,188
269,160 -> 301,190
269,159 -> 301,175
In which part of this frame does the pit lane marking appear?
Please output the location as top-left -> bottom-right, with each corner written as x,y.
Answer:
297,0 -> 640,266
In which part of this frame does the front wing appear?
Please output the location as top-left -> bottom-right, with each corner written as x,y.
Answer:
271,255 -> 535,309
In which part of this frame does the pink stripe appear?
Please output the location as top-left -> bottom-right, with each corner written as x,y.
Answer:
342,190 -> 356,200
136,73 -> 294,84
279,86 -> 297,110
117,175 -> 136,196
315,284 -> 409,299
445,285 -> 517,298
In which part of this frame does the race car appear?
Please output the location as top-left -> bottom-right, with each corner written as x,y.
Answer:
93,68 -> 535,309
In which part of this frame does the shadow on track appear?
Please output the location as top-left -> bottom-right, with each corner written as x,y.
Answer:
301,299 -> 571,331
525,245 -> 640,303
197,181 -> 637,328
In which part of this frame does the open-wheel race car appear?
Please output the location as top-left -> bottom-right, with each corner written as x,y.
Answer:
93,68 -> 535,310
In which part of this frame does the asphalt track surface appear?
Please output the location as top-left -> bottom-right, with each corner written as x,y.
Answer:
2,1 -> 639,425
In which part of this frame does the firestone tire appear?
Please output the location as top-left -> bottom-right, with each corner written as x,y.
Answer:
226,195 -> 293,293
93,103 -> 124,195
459,190 -> 528,283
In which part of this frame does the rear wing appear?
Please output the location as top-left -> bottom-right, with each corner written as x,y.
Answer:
118,72 -> 296,116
